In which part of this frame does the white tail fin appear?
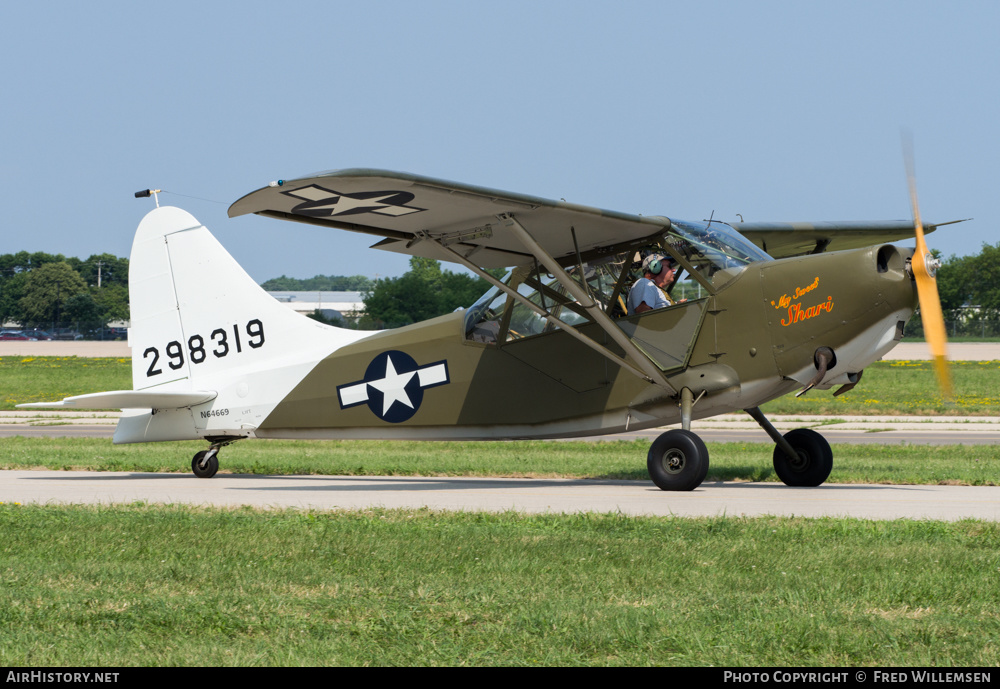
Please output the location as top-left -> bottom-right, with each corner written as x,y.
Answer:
23,207 -> 369,443
128,206 -> 363,391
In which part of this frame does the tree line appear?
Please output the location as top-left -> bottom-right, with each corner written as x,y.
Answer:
0,252 -> 129,330
937,242 -> 1000,320
256,261 -> 497,329
260,274 -> 374,292
354,257 -> 502,330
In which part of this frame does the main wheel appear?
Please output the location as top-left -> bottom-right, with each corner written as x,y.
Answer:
191,450 -> 219,479
773,428 -> 832,487
647,429 -> 709,491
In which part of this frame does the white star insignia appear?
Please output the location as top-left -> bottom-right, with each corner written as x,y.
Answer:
309,193 -> 401,215
285,185 -> 423,216
367,355 -> 416,415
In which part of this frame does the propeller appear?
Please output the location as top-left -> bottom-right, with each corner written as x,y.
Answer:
903,140 -> 953,399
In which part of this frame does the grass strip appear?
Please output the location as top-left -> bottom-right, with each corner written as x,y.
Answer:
761,359 -> 1000,416
1,437 -> 996,485
0,504 -> 997,666
0,356 -> 131,408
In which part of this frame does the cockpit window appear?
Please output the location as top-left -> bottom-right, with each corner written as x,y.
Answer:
464,277 -> 509,344
464,264 -> 592,344
464,218 -> 772,345
665,219 -> 772,287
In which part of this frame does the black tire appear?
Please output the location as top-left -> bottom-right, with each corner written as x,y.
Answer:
191,450 -> 219,479
773,428 -> 832,487
647,429 -> 709,491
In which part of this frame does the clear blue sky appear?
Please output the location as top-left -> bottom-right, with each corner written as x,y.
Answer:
1,1 -> 996,283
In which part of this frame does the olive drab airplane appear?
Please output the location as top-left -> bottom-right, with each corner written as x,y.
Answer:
20,166 -> 958,490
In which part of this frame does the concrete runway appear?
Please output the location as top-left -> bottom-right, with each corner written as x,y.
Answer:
2,470 -> 998,521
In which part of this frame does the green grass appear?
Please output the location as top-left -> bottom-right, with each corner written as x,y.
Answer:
762,359 -> 1000,416
3,356 -> 999,415
1,504 -> 997,666
0,356 -> 131,409
2,436 -> 997,485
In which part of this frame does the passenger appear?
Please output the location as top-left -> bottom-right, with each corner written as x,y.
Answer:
627,253 -> 677,315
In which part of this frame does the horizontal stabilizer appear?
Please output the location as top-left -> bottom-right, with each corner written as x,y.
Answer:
17,390 -> 217,410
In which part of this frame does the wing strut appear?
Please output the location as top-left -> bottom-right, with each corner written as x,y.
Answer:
431,238 -> 668,389
497,213 -> 678,395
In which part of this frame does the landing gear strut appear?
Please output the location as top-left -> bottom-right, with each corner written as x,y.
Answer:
745,407 -> 833,487
190,438 -> 241,478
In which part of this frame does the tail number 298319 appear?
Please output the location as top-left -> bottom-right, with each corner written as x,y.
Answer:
143,319 -> 265,377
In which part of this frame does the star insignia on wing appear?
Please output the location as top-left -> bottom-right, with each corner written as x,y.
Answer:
283,185 -> 425,218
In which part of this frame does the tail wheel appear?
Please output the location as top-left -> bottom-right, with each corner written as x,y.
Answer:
773,428 -> 832,487
192,449 -> 219,479
647,429 -> 709,491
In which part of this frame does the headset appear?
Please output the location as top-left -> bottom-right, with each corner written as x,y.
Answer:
644,255 -> 673,276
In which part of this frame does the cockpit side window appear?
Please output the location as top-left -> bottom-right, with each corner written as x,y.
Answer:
463,219 -> 770,344
464,258 -> 628,344
464,268 -> 516,344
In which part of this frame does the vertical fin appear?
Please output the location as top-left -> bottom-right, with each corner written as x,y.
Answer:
128,206 -> 366,391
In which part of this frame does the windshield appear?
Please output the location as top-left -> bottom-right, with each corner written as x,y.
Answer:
665,219 -> 772,285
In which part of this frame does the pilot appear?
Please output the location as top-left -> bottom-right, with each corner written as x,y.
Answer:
627,253 -> 677,315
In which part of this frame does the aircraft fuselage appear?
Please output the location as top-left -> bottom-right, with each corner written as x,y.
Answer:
248,243 -> 915,441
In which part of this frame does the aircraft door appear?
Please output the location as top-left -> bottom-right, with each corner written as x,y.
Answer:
613,217 -> 770,373
617,299 -> 708,372
492,266 -> 614,392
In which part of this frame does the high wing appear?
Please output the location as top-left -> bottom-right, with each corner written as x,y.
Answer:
228,169 -> 668,269
229,169 -> 964,266
731,220 -> 943,259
